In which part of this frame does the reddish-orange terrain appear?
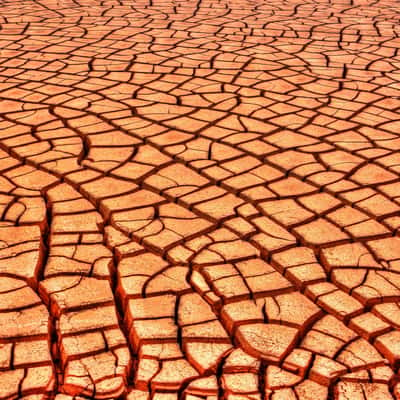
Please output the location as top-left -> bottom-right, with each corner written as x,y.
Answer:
0,0 -> 400,399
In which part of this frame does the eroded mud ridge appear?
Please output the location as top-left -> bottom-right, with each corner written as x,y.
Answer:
0,0 -> 400,399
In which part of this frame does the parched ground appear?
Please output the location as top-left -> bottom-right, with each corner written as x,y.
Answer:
0,0 -> 400,399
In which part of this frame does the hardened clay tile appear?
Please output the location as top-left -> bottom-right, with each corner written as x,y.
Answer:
0,0 -> 400,399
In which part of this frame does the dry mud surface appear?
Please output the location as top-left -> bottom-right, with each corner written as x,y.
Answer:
0,0 -> 400,399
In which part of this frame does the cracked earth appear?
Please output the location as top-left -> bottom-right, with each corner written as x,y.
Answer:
0,0 -> 400,399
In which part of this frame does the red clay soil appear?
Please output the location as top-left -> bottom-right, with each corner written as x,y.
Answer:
0,0 -> 400,399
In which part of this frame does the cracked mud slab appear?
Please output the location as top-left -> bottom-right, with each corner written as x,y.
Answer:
0,0 -> 400,399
